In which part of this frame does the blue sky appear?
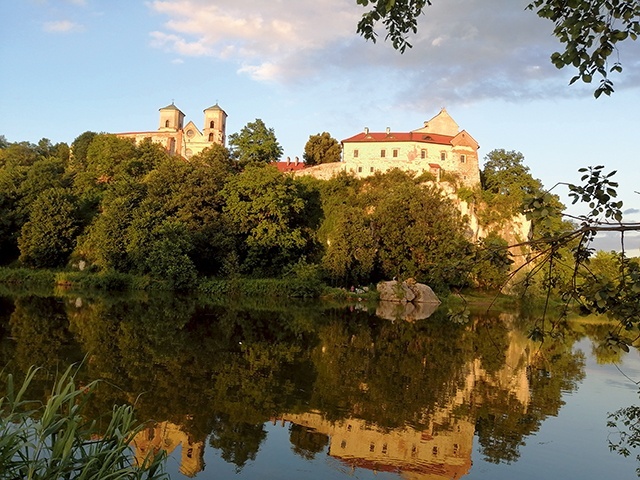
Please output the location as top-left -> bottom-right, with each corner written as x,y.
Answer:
2,0 -> 639,252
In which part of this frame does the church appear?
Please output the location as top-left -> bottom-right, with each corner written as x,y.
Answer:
117,102 -> 227,159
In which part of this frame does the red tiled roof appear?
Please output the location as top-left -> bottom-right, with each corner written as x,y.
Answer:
341,131 -> 453,145
273,161 -> 306,172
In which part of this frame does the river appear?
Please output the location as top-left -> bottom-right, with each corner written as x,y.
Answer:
1,291 -> 639,479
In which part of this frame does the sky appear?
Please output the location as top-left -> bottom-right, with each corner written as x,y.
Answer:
1,0 -> 639,252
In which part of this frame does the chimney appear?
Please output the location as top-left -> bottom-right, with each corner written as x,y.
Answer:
364,127 -> 369,134
286,156 -> 291,165
386,127 -> 390,135
295,156 -> 299,165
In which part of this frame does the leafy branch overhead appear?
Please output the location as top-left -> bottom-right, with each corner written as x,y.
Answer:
355,0 -> 640,97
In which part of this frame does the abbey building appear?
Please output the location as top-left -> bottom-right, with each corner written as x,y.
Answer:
340,108 -> 480,186
117,103 -> 227,159
298,108 -> 481,187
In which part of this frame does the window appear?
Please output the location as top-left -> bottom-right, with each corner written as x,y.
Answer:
393,149 -> 398,158
354,149 -> 359,158
421,149 -> 427,159
340,440 -> 347,449
210,120 -> 215,128
369,443 -> 375,452
440,152 -> 446,161
460,154 -> 466,163
208,133 -> 214,141
358,166 -> 363,173
370,167 -> 374,173
432,446 -> 438,456
381,149 -> 386,158
165,120 -> 170,128
382,444 -> 388,454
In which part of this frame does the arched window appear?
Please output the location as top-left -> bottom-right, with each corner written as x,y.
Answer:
165,120 -> 170,128
208,133 -> 214,141
210,120 -> 215,128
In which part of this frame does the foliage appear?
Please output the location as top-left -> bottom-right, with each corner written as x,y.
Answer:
69,131 -> 97,171
222,164 -> 313,276
354,0 -> 640,96
18,188 -> 80,268
318,169 -> 473,289
0,366 -> 167,479
471,233 -> 514,290
0,267 -> 55,289
228,119 -> 283,166
528,0 -> 640,97
303,132 -> 342,166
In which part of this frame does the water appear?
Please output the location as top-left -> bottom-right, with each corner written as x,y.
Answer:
1,292 -> 639,479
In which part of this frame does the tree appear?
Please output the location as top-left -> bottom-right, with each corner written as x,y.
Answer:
482,150 -> 542,198
18,188 -> 80,268
69,131 -> 97,171
222,164 -> 311,275
354,0 -> 640,96
228,119 -> 283,166
303,132 -> 342,166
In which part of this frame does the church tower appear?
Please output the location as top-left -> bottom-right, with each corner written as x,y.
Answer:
159,103 -> 185,131
203,103 -> 228,146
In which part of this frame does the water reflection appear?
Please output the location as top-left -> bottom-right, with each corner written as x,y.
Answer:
0,292 -> 592,478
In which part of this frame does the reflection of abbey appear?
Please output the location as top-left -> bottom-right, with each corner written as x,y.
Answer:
131,318 -> 533,480
117,103 -> 227,159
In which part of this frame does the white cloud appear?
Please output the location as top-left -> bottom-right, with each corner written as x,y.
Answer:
146,0 -> 640,104
43,20 -> 83,33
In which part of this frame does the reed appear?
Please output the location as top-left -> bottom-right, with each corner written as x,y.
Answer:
0,366 -> 167,480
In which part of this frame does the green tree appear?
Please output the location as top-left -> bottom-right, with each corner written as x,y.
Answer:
18,188 -> 80,268
369,173 -> 473,288
354,0 -> 640,96
69,131 -> 97,171
228,119 -> 283,166
303,132 -> 342,166
73,134 -> 137,197
482,149 -> 542,199
74,179 -> 145,271
222,164 -> 311,276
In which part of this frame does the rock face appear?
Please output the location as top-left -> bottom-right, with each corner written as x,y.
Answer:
377,279 -> 440,304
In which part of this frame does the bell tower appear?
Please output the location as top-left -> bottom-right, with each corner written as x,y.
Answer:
159,103 -> 185,131
203,103 -> 228,146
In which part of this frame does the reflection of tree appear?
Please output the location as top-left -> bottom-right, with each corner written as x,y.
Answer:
209,413 -> 267,471
9,296 -> 82,371
0,292 -> 592,474
474,331 -> 586,464
309,309 -> 473,429
289,423 -> 329,460
475,389 -> 530,464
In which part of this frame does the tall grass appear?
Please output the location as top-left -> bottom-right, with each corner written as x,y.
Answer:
0,366 -> 167,479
